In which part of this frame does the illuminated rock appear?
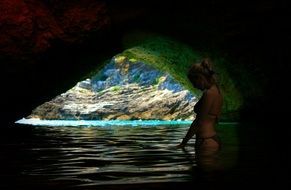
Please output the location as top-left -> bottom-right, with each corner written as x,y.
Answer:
29,57 -> 198,120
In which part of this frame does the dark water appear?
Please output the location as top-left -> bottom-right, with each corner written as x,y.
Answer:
1,123 -> 277,190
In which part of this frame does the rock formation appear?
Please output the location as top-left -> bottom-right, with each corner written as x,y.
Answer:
29,56 -> 197,120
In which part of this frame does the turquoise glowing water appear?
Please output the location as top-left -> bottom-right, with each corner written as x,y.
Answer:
15,118 -> 237,127
15,118 -> 193,127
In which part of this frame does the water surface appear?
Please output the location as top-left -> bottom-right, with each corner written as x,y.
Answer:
0,123 -> 239,189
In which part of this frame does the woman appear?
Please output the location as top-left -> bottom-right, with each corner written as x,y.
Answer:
177,58 -> 223,151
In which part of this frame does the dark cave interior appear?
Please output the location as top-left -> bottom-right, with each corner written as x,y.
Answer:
0,0 -> 290,187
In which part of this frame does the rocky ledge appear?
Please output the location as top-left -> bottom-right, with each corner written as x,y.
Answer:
28,57 -> 198,120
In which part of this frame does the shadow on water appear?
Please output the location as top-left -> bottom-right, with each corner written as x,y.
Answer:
0,122 -> 261,190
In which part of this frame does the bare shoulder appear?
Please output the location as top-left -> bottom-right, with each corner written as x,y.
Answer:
202,88 -> 216,102
205,86 -> 222,100
205,86 -> 218,95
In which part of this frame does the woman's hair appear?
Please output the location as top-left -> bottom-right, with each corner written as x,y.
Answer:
187,58 -> 217,85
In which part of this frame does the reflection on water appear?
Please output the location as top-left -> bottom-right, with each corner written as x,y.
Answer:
0,123 -> 238,189
15,118 -> 194,127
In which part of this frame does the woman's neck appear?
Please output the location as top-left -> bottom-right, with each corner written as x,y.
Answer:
204,83 -> 214,90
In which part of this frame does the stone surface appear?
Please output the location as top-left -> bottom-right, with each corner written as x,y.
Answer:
0,0 -> 109,56
29,58 -> 197,120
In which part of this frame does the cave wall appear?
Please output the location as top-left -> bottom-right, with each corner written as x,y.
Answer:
0,0 -> 290,185
1,0 -> 289,126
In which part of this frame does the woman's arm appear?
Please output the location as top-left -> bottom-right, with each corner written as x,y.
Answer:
197,90 -> 215,121
177,90 -> 215,148
177,119 -> 198,148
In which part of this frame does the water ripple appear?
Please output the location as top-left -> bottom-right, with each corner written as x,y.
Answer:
1,123 -> 239,189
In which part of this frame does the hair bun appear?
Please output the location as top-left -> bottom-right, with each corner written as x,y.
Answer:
201,58 -> 215,75
201,58 -> 212,69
